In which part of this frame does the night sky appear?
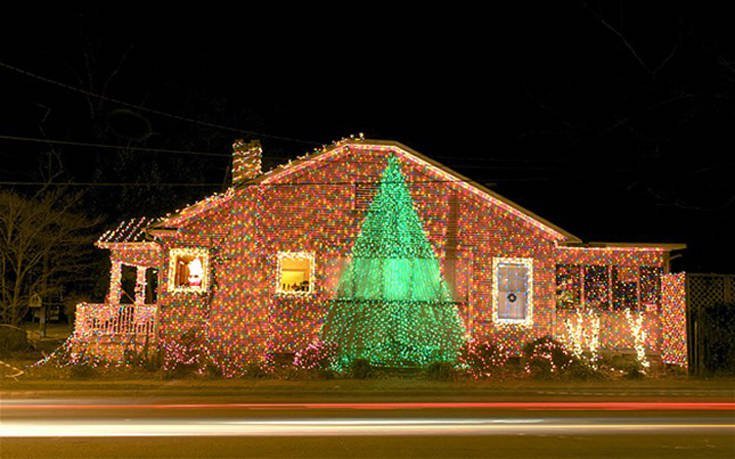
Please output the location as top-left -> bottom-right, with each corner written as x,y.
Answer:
2,4 -> 734,272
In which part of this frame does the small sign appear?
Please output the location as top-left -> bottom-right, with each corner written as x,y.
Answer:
29,293 -> 42,308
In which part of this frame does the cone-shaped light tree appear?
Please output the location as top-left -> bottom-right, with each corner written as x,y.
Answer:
322,156 -> 466,368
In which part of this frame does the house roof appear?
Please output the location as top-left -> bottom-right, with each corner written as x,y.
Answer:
97,216 -> 154,246
146,138 -> 685,250
251,138 -> 581,242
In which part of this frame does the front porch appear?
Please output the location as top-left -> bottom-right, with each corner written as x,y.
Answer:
72,217 -> 162,345
73,303 -> 158,342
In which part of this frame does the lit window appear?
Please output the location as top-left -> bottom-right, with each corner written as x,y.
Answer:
493,257 -> 533,325
277,252 -> 314,295
555,264 -> 581,309
168,247 -> 209,293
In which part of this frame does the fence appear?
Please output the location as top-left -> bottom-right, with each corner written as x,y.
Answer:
74,303 -> 158,340
686,273 -> 735,375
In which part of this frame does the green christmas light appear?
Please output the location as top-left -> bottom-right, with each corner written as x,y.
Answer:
322,156 -> 466,368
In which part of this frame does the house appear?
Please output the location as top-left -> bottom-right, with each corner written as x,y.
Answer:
73,137 -> 688,373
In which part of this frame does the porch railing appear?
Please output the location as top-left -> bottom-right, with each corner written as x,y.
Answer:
73,303 -> 158,340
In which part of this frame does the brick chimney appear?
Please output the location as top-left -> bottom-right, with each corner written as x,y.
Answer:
231,139 -> 262,186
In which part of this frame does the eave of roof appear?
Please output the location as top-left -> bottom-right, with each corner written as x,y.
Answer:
96,216 -> 152,244
559,241 -> 687,251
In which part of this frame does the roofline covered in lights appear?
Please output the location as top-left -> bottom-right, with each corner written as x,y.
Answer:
559,242 -> 687,251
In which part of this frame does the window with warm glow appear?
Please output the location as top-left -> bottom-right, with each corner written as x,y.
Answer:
168,248 -> 209,293
277,252 -> 314,294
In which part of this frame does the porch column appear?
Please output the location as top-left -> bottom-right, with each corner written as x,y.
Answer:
134,266 -> 147,305
107,261 -> 122,304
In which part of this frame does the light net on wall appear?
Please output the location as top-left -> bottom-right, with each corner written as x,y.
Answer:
321,156 -> 466,368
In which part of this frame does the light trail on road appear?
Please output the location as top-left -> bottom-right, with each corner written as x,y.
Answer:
2,417 -> 734,437
3,400 -> 735,411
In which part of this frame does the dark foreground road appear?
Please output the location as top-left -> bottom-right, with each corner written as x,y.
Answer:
2,400 -> 734,458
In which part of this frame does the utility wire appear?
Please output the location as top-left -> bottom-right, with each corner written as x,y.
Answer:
0,177 -> 550,188
0,181 -> 226,187
0,61 -> 568,165
0,134 -> 563,169
0,134 -> 230,158
0,60 -> 321,146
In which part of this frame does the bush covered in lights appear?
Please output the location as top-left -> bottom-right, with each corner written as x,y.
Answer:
162,328 -> 203,375
458,338 -> 511,379
522,335 -> 576,378
293,339 -> 338,370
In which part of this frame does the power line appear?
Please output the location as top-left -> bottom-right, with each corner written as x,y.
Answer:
0,177 -> 551,188
0,134 -> 230,158
0,60 -> 321,146
0,181 -> 226,187
0,61 -> 569,166
0,134 -> 563,170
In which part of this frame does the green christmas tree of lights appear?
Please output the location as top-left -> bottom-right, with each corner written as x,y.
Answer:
321,156 -> 466,368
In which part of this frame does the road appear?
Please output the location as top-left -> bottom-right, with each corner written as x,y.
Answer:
2,399 -> 734,457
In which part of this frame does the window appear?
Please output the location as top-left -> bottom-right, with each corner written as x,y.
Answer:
168,247 -> 209,293
555,264 -> 581,309
584,265 -> 610,310
612,266 -> 639,310
277,252 -> 314,295
493,257 -> 533,325
640,266 -> 662,306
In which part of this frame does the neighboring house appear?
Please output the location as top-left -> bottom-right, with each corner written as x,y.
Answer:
74,138 -> 688,372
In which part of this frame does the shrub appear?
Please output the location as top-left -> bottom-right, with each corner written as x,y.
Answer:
143,350 -> 162,372
602,353 -> 644,379
293,340 -> 338,370
350,358 -> 374,379
624,365 -> 645,379
522,336 -> 575,378
69,363 -> 96,379
0,326 -> 29,356
202,360 -> 223,378
426,361 -> 456,381
700,302 -> 735,374
316,368 -> 337,380
458,339 -> 510,379
162,328 -> 202,373
242,362 -> 269,379
567,359 -> 605,380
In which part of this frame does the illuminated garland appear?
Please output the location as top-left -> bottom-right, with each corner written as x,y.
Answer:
458,338 -> 510,379
625,308 -> 650,372
232,139 -> 262,185
562,309 -> 601,369
661,273 -> 687,367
